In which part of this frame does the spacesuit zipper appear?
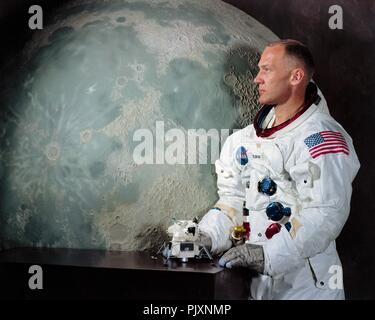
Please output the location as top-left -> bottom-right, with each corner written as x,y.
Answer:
307,258 -> 318,283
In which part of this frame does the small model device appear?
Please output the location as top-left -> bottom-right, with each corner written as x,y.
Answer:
159,218 -> 212,262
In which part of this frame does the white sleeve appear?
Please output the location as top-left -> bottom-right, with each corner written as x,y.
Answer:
263,129 -> 360,276
198,132 -> 246,254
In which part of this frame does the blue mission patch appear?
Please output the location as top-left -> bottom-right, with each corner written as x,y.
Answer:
236,146 -> 248,166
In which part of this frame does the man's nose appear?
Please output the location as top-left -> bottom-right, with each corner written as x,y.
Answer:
254,72 -> 262,84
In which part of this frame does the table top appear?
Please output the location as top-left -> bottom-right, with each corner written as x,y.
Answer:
0,247 -> 224,274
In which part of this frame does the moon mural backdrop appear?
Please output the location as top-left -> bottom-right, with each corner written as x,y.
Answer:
0,0 -> 277,251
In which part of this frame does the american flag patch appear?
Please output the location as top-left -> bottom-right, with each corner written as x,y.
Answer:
304,131 -> 349,159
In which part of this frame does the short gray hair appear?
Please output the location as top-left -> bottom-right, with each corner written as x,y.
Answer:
268,39 -> 315,81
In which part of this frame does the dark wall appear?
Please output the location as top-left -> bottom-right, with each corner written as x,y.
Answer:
224,0 -> 375,299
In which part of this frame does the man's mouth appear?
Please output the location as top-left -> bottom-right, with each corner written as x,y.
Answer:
259,89 -> 265,95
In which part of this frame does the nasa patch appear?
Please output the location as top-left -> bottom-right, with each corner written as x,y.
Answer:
236,146 -> 248,166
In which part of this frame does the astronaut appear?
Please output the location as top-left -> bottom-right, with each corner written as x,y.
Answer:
198,39 -> 360,300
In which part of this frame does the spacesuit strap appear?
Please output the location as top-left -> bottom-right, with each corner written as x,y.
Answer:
213,202 -> 238,223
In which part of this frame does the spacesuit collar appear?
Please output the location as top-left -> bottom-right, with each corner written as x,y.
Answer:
254,82 -> 321,138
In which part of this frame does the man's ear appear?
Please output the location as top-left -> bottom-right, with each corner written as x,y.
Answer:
290,68 -> 305,85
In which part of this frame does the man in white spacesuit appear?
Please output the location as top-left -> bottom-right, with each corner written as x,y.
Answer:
198,39 -> 360,300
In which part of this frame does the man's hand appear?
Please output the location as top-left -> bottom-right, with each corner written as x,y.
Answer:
218,243 -> 264,273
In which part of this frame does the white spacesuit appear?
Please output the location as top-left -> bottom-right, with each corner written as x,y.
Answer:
199,83 -> 360,300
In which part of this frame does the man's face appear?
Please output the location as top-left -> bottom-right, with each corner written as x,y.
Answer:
254,45 -> 293,105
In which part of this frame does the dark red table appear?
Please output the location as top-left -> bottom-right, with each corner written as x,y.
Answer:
0,247 -> 251,300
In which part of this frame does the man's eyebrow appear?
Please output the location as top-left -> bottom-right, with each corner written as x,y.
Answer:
258,64 -> 270,68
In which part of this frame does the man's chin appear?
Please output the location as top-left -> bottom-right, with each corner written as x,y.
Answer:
259,98 -> 268,105
259,96 -> 274,105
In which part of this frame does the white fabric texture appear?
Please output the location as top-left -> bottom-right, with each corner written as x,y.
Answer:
198,86 -> 360,300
